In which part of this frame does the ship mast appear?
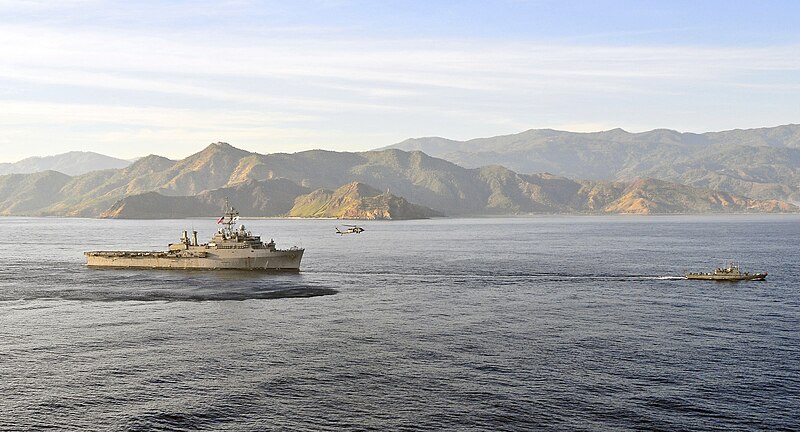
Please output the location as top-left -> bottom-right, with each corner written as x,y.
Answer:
221,198 -> 240,233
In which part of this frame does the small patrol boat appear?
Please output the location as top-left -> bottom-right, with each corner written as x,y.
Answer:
686,262 -> 767,281
85,204 -> 304,270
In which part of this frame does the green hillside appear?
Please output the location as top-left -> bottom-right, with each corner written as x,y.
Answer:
289,182 -> 442,219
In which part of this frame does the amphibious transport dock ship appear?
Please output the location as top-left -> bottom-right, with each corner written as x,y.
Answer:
686,263 -> 767,281
85,206 -> 304,270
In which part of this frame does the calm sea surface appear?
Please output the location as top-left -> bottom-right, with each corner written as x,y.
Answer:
1,215 -> 798,431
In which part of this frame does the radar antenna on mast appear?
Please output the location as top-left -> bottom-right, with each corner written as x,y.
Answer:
217,197 -> 240,233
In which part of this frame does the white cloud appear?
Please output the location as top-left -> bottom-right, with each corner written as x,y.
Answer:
0,20 -> 799,162
0,101 -> 312,128
3,25 -> 799,92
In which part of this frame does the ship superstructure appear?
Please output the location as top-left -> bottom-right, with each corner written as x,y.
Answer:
686,262 -> 767,281
85,205 -> 304,270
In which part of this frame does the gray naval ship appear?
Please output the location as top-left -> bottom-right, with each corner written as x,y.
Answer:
85,205 -> 304,270
686,262 -> 767,281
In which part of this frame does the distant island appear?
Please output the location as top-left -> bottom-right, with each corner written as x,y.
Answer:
1,124 -> 799,219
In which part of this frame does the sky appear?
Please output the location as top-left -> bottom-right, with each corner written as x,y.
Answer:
1,0 -> 799,162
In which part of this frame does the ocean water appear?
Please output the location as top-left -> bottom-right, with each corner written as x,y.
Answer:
1,215 -> 798,431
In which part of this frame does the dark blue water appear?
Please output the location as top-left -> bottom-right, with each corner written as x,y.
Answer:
1,216 -> 798,431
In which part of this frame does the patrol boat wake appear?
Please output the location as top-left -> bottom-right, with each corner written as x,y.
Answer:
85,205 -> 304,270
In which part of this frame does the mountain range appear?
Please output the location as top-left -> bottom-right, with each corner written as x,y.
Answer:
385,124 -> 800,203
0,142 -> 794,218
0,151 -> 132,176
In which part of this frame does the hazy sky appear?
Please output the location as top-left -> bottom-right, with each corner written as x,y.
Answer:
1,0 -> 799,162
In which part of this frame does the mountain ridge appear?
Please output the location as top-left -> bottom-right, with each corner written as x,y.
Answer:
0,141 -> 796,218
288,181 -> 443,219
0,151 -> 132,176
384,124 -> 800,203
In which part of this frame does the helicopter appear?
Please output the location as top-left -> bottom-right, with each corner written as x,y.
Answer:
335,225 -> 365,235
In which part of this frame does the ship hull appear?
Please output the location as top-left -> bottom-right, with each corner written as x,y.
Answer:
85,249 -> 304,271
685,273 -> 767,281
